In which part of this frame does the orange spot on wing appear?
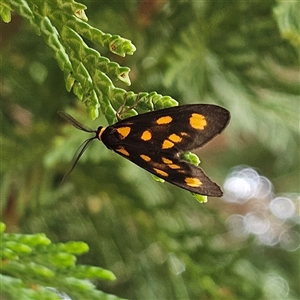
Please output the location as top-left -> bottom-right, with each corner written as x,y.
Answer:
140,154 -> 151,162
153,168 -> 168,177
116,147 -> 130,156
162,139 -> 174,149
156,116 -> 172,125
141,130 -> 152,141
162,157 -> 173,164
189,113 -> 207,130
169,164 -> 181,169
185,177 -> 202,187
116,126 -> 131,139
168,133 -> 182,143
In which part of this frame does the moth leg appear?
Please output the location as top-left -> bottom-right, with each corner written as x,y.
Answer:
116,92 -> 142,121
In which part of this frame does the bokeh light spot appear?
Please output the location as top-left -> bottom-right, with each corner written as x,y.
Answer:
269,197 -> 295,219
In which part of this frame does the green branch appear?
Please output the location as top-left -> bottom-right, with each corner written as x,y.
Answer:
1,0 -> 177,122
0,222 -> 125,300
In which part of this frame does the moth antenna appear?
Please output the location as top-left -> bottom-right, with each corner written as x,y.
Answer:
61,136 -> 96,184
58,111 -> 98,183
58,111 -> 94,133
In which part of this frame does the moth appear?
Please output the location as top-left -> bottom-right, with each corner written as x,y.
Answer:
59,104 -> 230,196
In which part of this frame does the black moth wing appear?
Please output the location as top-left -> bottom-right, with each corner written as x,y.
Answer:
157,153 -> 224,196
107,104 -> 230,152
101,104 -> 230,196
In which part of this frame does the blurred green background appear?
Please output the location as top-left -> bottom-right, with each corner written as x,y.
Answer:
1,1 -> 299,299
